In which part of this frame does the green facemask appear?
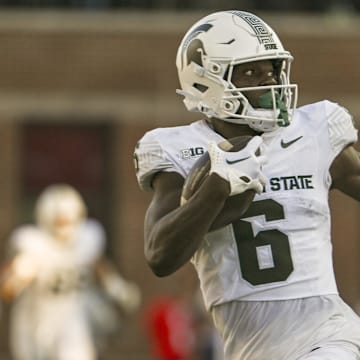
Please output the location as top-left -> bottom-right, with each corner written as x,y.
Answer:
257,91 -> 290,127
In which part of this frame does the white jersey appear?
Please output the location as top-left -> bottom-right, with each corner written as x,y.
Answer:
9,219 -> 105,360
135,100 -> 357,310
9,219 -> 105,294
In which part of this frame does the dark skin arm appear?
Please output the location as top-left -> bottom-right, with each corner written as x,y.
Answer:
144,169 -> 253,277
144,120 -> 260,277
330,114 -> 360,197
330,144 -> 360,200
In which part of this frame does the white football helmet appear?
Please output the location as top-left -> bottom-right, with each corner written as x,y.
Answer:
35,184 -> 87,241
176,11 -> 298,132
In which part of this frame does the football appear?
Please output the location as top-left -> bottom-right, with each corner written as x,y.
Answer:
181,135 -> 256,205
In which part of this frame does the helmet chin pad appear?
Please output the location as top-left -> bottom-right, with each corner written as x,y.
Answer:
257,91 -> 290,127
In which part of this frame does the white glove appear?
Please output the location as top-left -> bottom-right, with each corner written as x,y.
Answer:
208,136 -> 267,196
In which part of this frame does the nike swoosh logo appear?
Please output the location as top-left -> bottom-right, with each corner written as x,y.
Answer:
226,156 -> 251,165
281,136 -> 303,149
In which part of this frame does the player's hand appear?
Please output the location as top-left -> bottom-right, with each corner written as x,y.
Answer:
102,273 -> 141,314
208,136 -> 267,196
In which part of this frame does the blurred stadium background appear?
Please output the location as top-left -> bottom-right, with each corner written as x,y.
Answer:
0,1 -> 359,359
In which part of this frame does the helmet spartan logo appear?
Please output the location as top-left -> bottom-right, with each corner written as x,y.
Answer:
180,23 -> 213,70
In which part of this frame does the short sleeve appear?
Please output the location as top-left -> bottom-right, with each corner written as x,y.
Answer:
134,131 -> 179,191
9,225 -> 50,255
325,101 -> 358,158
7,226 -> 50,276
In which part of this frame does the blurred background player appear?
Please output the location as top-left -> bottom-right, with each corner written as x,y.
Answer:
0,183 -> 141,360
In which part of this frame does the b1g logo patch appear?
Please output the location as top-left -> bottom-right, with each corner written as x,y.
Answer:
181,147 -> 205,159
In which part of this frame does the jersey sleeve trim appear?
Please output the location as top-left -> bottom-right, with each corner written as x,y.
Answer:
135,138 -> 180,192
326,102 -> 358,159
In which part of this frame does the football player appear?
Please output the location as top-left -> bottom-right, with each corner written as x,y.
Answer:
134,10 -> 360,360
0,184 -> 141,360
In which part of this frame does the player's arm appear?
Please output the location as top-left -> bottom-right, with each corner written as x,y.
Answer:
144,137 -> 265,277
95,257 -> 141,314
0,254 -> 36,302
330,144 -> 360,201
144,170 -> 230,277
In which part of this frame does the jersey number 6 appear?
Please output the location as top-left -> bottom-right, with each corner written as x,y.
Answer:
232,199 -> 294,286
